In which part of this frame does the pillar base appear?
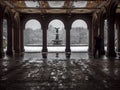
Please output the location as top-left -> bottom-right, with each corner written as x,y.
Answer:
14,49 -> 23,57
88,51 -> 95,58
42,48 -> 48,58
106,51 -> 116,57
100,50 -> 105,55
6,50 -> 13,57
42,52 -> 47,58
14,53 -> 22,57
65,48 -> 71,58
0,52 -> 5,58
65,52 -> 71,58
20,51 -> 24,56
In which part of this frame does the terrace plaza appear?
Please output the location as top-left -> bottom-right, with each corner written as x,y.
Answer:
0,0 -> 120,90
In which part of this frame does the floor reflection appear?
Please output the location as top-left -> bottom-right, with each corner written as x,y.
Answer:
0,53 -> 120,90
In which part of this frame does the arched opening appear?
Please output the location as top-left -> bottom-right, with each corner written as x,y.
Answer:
3,19 -> 7,52
104,19 -> 107,51
71,19 -> 88,53
114,23 -> 117,52
104,19 -> 117,54
24,19 -> 42,52
48,19 -> 65,58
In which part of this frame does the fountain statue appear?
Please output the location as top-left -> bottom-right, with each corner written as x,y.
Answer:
52,27 -> 62,45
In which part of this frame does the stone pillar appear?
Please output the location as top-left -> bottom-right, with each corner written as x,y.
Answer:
42,24 -> 48,58
6,15 -> 13,56
116,23 -> 120,56
99,17 -> 105,55
20,24 -> 24,56
88,23 -> 92,56
106,16 -> 116,57
116,14 -> 120,56
13,13 -> 21,56
91,14 -> 99,57
0,12 -> 4,58
65,26 -> 71,58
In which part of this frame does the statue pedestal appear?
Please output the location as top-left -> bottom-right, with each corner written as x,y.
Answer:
52,39 -> 62,45
52,27 -> 62,45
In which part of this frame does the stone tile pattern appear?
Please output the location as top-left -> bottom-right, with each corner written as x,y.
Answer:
0,54 -> 120,90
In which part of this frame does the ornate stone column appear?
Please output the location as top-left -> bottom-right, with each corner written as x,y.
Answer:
65,25 -> 71,58
116,14 -> 120,56
42,23 -> 48,58
88,22 -> 92,57
99,13 -> 105,55
91,13 -> 99,57
106,0 -> 117,57
6,13 -> 13,56
13,12 -> 21,56
0,7 -> 4,58
20,23 -> 24,56
106,16 -> 116,57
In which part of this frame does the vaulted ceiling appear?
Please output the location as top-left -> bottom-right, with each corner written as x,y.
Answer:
1,0 -> 118,14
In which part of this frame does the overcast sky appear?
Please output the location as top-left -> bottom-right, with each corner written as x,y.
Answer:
25,19 -> 87,30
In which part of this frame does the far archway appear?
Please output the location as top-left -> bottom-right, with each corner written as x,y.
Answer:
24,19 -> 42,52
71,19 -> 88,53
48,19 -> 65,56
3,19 -> 7,52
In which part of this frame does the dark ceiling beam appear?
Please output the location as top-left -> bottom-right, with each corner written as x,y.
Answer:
64,0 -> 73,13
39,1 -> 47,13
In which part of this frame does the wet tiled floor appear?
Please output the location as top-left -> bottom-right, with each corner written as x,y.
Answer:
0,53 -> 120,90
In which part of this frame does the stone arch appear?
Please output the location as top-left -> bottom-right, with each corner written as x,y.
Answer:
71,19 -> 88,29
92,12 -> 99,35
48,19 -> 65,30
47,19 -> 65,47
25,19 -> 41,30
101,6 -> 107,19
24,19 -> 42,48
70,19 -> 89,52
21,15 -> 42,30
45,15 -> 66,28
106,0 -> 118,17
64,15 -> 91,54
66,15 -> 91,31
3,6 -> 9,15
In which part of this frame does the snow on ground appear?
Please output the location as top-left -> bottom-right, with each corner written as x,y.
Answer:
24,46 -> 88,53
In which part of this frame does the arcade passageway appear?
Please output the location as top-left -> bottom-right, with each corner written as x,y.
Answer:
0,0 -> 120,90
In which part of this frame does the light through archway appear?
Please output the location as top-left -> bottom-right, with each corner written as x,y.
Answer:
71,19 -> 88,52
49,19 -> 64,31
47,19 -> 65,54
24,19 -> 42,52
3,19 -> 7,51
72,20 -> 87,29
